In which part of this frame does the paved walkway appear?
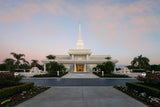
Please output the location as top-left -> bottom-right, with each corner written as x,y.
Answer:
15,87 -> 147,107
62,72 -> 99,78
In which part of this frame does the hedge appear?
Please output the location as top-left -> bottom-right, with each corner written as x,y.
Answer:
132,69 -> 146,73
93,72 -> 129,78
126,82 -> 160,97
0,82 -> 34,99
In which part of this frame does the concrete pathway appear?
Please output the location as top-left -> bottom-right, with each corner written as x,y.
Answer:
62,72 -> 99,78
15,87 -> 148,107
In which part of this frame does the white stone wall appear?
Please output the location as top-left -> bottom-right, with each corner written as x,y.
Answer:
74,55 -> 86,60
63,64 -> 70,72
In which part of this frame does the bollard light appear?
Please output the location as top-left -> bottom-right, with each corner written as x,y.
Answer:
57,71 -> 59,76
102,71 -> 104,77
141,72 -> 146,77
14,72 -> 19,76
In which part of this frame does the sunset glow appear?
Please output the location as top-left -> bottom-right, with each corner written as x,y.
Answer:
0,0 -> 160,65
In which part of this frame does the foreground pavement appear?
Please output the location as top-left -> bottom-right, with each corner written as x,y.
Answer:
15,87 -> 148,107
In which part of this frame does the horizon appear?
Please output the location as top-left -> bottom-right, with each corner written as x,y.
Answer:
0,0 -> 160,65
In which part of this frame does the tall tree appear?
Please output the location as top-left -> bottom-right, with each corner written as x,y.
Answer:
3,58 -> 16,72
94,61 -> 115,73
150,64 -> 160,71
131,55 -> 150,69
10,52 -> 28,68
103,61 -> 115,73
46,55 -> 56,60
105,57 -> 111,60
31,60 -> 38,67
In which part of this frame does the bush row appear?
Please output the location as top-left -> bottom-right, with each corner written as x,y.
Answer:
0,82 -> 34,99
93,72 -> 129,78
126,82 -> 160,97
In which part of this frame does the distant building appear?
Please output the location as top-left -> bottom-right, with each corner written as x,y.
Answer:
42,21 -> 118,72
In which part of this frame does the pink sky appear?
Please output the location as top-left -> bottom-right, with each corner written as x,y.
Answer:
0,0 -> 160,65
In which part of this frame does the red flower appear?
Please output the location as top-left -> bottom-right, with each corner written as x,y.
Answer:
132,93 -> 135,96
152,101 -> 157,105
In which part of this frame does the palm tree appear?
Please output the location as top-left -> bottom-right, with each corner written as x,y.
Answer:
131,55 -> 150,69
105,57 -> 111,60
46,55 -> 56,60
4,58 -> 15,64
10,52 -> 28,68
4,58 -> 15,72
31,60 -> 38,67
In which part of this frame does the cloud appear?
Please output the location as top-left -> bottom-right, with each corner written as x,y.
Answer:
0,0 -> 65,23
0,0 -> 160,64
82,0 -> 160,52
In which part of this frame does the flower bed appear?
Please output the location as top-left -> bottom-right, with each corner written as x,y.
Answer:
0,85 -> 50,107
137,72 -> 160,87
114,85 -> 160,107
0,72 -> 23,89
126,82 -> 160,97
0,82 -> 34,99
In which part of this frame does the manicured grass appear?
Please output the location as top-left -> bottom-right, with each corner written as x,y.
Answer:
0,85 -> 50,107
93,72 -> 130,78
33,72 -> 68,77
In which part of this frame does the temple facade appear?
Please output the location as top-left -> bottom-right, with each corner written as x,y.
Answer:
42,21 -> 118,72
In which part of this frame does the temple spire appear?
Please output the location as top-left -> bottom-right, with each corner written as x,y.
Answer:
76,20 -> 84,49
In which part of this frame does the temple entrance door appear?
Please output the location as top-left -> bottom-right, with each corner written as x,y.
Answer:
76,64 -> 84,72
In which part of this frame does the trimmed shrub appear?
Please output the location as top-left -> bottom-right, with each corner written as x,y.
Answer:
132,69 -> 146,73
33,74 -> 50,77
93,61 -> 115,74
137,72 -> 160,85
0,72 -> 23,88
126,82 -> 160,97
0,82 -> 34,99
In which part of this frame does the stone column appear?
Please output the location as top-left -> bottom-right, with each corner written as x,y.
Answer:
84,64 -> 86,72
72,55 -> 74,60
44,63 -> 46,72
124,67 -> 126,73
74,64 -> 76,72
114,66 -> 116,73
86,55 -> 88,60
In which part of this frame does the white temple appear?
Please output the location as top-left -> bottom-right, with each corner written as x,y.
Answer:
42,21 -> 118,72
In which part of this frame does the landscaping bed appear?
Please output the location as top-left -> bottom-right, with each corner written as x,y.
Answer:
126,82 -> 160,97
114,73 -> 160,107
0,72 -> 50,107
114,85 -> 160,107
0,82 -> 34,99
93,72 -> 130,78
0,85 -> 50,107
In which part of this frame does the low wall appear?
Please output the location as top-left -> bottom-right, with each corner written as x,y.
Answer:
15,72 -> 47,78
113,72 -> 145,78
0,71 -> 10,73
